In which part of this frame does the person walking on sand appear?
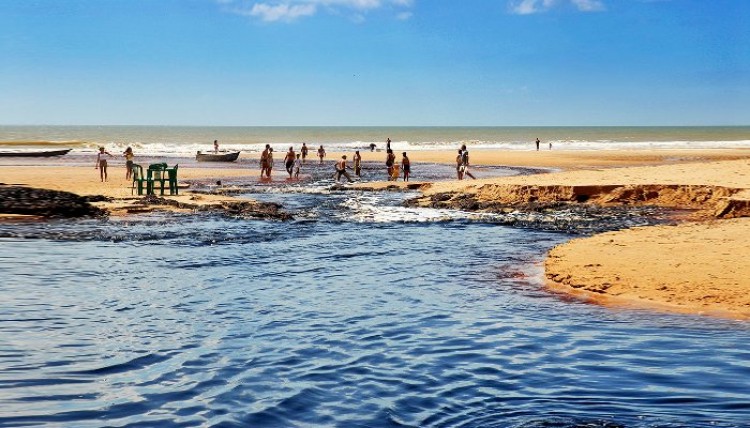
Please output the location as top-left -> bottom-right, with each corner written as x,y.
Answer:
260,144 -> 271,178
401,152 -> 411,182
460,144 -> 476,180
284,146 -> 296,179
294,153 -> 302,180
123,147 -> 134,180
456,149 -> 464,180
385,149 -> 396,180
535,138 -> 540,151
335,155 -> 354,183
317,145 -> 326,164
95,147 -> 112,182
353,150 -> 362,178
301,142 -> 309,163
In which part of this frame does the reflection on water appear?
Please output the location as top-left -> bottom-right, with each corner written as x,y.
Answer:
1,187 -> 749,428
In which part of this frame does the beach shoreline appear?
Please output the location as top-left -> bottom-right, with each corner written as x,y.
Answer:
2,148 -> 750,319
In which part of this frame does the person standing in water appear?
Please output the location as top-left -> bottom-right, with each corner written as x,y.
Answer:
213,140 -> 219,153
535,138 -> 540,151
95,147 -> 112,182
385,149 -> 396,180
317,145 -> 326,164
456,149 -> 464,180
401,152 -> 411,182
386,137 -> 391,151
460,144 -> 476,180
301,142 -> 309,163
335,155 -> 354,183
260,144 -> 271,178
294,153 -> 302,180
266,148 -> 274,178
353,150 -> 362,178
284,146 -> 296,179
123,147 -> 134,180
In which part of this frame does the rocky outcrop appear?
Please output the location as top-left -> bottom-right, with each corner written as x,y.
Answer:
0,186 -> 107,218
128,195 -> 292,220
413,183 -> 748,218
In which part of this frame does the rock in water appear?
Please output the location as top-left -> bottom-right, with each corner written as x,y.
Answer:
0,186 -> 107,218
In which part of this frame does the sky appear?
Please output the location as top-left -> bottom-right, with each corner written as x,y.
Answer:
0,0 -> 748,126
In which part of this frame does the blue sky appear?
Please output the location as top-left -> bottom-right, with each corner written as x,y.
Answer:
0,0 -> 747,126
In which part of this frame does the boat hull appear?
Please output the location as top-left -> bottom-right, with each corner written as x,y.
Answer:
0,149 -> 72,158
195,151 -> 241,162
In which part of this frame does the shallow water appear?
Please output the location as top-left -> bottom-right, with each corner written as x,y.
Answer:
1,186 -> 750,427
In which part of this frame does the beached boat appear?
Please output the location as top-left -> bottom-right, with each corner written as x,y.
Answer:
195,151 -> 241,162
0,148 -> 72,158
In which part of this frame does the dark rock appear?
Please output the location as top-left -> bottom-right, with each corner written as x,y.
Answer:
0,186 -> 107,218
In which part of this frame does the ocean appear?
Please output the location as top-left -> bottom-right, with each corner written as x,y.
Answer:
1,125 -> 749,156
1,126 -> 750,427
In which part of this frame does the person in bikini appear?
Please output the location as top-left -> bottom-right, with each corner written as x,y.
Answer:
123,147 -> 134,180
95,146 -> 112,182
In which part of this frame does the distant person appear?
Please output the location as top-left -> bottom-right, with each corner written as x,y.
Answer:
95,146 -> 112,182
456,149 -> 464,180
317,145 -> 326,164
535,138 -> 540,151
294,153 -> 302,179
284,146 -> 296,179
123,147 -> 134,180
214,139 -> 219,153
549,141 -> 553,150
386,137 -> 391,151
401,152 -> 411,182
260,144 -> 271,178
385,149 -> 396,180
335,155 -> 353,183
369,143 -> 376,152
353,150 -> 362,177
460,144 -> 476,180
301,143 -> 309,163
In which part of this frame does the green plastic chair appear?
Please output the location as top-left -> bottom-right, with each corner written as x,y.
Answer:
131,164 -> 153,195
165,164 -> 179,195
147,164 -> 168,196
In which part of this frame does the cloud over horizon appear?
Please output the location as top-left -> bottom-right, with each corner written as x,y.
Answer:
219,0 -> 413,22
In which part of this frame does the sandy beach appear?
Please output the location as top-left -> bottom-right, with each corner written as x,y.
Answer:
2,148 -> 750,319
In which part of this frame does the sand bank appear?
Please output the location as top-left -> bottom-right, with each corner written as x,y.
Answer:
367,150 -> 750,320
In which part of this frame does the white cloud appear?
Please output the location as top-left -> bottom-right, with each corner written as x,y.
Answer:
570,0 -> 604,11
246,3 -> 317,21
509,0 -> 604,15
219,0 -> 413,22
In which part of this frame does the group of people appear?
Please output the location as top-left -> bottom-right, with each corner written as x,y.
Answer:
95,146 -> 134,182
